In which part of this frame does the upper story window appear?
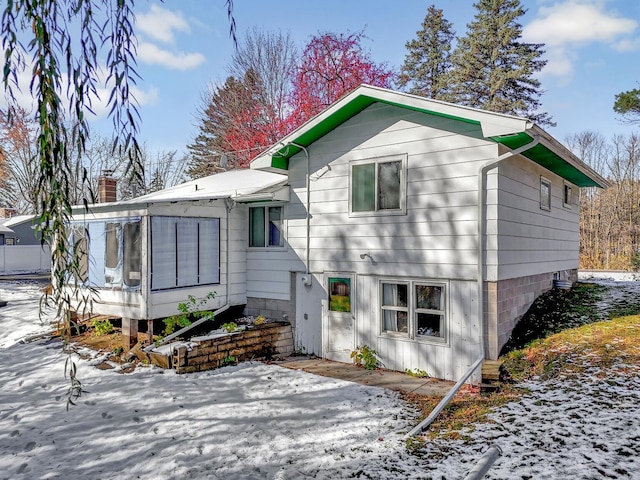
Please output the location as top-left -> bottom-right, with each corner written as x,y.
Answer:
540,176 -> 551,211
563,182 -> 573,209
249,205 -> 284,248
350,155 -> 407,216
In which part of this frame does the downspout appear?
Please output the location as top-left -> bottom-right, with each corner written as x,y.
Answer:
407,133 -> 542,439
477,134 -> 540,360
286,142 -> 312,284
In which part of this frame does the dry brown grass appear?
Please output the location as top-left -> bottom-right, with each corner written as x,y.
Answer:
407,314 -> 640,441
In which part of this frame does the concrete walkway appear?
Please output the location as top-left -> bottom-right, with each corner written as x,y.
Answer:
277,357 -> 454,396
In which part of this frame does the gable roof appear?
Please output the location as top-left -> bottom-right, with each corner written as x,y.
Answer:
250,85 -> 608,188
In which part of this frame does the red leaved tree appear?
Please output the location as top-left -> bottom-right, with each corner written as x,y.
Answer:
288,31 -> 396,128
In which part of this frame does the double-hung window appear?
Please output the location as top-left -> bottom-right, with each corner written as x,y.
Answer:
381,280 -> 447,341
350,155 -> 406,215
249,205 -> 284,248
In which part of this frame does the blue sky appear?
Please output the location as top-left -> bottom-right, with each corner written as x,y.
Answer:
14,1 -> 640,157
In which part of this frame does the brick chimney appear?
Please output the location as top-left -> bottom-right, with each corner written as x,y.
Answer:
97,170 -> 117,203
0,208 -> 16,218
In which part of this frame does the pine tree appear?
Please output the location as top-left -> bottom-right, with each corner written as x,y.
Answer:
399,5 -> 455,100
449,0 -> 554,126
187,71 -> 271,177
614,88 -> 640,124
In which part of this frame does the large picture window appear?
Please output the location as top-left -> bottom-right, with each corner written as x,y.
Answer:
380,280 -> 447,341
351,155 -> 406,215
249,205 -> 283,248
151,216 -> 220,290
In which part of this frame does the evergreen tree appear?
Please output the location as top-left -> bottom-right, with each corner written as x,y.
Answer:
399,5 -> 455,100
187,71 -> 271,177
614,88 -> 640,124
449,0 -> 553,126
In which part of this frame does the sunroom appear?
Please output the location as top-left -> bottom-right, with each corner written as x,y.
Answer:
65,169 -> 288,347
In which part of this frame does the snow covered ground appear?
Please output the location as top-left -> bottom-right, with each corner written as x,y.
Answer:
1,277 -> 639,479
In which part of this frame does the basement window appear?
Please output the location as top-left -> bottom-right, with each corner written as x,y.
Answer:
380,279 -> 447,342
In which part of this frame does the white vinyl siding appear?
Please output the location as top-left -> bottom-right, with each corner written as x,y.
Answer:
284,103 -> 493,280
486,156 -> 580,281
349,155 -> 406,215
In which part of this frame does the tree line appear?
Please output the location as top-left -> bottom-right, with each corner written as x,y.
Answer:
188,0 -> 552,175
1,0 -> 638,271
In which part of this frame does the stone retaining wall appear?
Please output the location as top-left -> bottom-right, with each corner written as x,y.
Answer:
171,322 -> 293,374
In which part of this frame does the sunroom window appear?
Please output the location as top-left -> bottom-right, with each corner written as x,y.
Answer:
249,205 -> 283,247
150,216 -> 220,290
351,155 -> 406,215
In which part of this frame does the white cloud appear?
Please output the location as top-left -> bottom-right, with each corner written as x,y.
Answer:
134,4 -> 206,71
137,42 -> 206,70
524,1 -> 637,46
0,59 -> 158,122
613,37 -> 640,52
135,4 -> 190,45
523,1 -> 638,79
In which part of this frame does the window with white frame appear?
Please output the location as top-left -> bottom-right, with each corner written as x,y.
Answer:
249,205 -> 284,248
150,216 -> 220,290
563,182 -> 572,208
540,176 -> 551,211
350,155 -> 406,215
381,280 -> 446,341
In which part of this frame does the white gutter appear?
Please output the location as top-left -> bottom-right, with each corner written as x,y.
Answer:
407,134 -> 542,439
477,135 -> 540,359
406,355 -> 484,437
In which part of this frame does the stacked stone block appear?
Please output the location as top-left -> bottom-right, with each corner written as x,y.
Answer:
171,322 -> 293,374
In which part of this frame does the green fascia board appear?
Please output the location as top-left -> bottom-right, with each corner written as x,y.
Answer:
270,96 -> 480,169
491,134 -> 601,187
269,95 -> 600,188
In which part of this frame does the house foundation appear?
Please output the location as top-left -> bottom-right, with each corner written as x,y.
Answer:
484,269 -> 578,359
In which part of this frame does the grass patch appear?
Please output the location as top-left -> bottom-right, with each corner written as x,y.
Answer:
503,314 -> 640,382
405,386 -> 523,442
405,282 -> 640,445
500,282 -> 606,355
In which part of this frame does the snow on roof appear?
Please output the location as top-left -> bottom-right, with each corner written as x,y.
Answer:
0,223 -> 13,234
120,169 -> 288,205
1,215 -> 34,228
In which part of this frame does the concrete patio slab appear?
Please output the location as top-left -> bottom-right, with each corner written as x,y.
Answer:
277,358 -> 454,396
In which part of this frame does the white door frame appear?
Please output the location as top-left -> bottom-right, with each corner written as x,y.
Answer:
323,272 -> 356,362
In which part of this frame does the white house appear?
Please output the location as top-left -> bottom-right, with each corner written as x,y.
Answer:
68,85 -> 607,381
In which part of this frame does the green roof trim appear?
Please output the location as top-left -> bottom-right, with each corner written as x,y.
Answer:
491,133 -> 601,187
266,91 -> 603,188
270,96 -> 479,169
